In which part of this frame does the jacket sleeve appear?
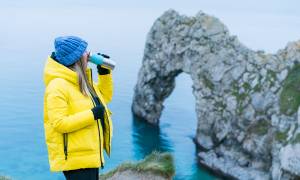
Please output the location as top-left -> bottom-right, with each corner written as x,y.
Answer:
46,86 -> 95,134
96,72 -> 113,104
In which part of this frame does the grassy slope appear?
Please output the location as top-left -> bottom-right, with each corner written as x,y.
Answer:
99,151 -> 175,180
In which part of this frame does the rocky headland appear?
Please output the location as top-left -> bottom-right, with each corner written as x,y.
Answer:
132,9 -> 300,180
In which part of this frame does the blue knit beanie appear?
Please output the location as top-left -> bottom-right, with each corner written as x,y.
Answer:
54,36 -> 88,66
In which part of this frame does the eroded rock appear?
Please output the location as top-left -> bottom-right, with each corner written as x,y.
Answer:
132,9 -> 300,179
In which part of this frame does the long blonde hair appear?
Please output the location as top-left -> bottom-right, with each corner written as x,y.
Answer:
68,57 -> 97,98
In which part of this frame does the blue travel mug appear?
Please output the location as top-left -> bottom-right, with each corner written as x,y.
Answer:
89,53 -> 116,70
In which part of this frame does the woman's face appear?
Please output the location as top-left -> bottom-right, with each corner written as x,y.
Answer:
82,51 -> 90,69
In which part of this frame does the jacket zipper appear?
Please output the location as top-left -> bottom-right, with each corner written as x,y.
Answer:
105,109 -> 111,156
92,70 -> 111,156
90,96 -> 104,169
89,69 -> 104,169
62,69 -> 108,167
94,68 -> 112,156
63,133 -> 68,160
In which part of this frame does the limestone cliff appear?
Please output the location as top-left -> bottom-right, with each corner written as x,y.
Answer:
132,9 -> 300,179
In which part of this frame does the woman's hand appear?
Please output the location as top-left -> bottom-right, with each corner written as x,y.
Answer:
97,65 -> 111,75
91,103 -> 105,120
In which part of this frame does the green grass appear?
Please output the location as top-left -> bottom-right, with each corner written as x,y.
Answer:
290,133 -> 300,145
266,69 -> 277,87
99,151 -> 175,180
0,176 -> 11,180
230,80 -> 249,115
202,74 -> 214,90
280,64 -> 300,116
275,131 -> 288,143
248,119 -> 270,135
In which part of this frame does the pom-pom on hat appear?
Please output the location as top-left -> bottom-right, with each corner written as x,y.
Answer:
54,36 -> 88,66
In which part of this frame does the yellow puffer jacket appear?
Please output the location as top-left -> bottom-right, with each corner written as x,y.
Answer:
43,56 -> 113,172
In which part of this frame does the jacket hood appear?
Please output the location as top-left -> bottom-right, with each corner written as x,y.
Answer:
43,56 -> 92,87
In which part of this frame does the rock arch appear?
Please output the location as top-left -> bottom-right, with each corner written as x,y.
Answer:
132,9 -> 300,179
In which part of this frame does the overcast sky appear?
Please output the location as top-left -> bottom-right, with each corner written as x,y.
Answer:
0,0 -> 299,55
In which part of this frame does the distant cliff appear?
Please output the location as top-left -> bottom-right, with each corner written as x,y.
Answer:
132,9 -> 300,179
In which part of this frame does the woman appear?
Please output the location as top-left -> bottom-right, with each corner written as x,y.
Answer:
43,36 -> 113,180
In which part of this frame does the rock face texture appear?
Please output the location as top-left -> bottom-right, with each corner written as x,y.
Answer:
132,9 -> 300,179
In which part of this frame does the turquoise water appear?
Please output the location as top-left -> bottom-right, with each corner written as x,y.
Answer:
0,1 -> 299,180
0,51 -> 216,180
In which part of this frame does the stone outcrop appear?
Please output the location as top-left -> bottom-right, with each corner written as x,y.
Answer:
132,9 -> 300,179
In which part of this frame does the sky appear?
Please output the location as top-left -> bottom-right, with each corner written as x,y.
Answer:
0,0 -> 299,57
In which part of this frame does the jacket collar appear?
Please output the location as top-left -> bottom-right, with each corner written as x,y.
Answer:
43,55 -> 92,86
